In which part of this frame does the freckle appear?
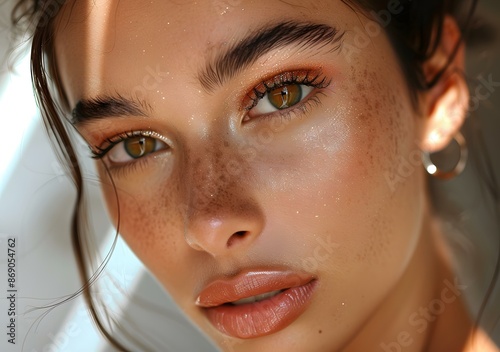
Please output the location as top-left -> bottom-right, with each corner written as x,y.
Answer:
318,330 -> 322,334
390,94 -> 397,105
363,95 -> 369,105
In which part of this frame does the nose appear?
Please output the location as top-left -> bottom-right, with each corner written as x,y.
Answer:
182,141 -> 264,257
184,203 -> 264,257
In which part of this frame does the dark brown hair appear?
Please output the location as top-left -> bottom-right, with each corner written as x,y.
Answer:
11,0 -> 497,350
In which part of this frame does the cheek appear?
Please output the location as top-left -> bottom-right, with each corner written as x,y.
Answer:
319,69 -> 424,313
341,78 -> 422,273
97,167 -> 191,291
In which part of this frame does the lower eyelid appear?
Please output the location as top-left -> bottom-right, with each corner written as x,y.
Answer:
99,156 -> 148,178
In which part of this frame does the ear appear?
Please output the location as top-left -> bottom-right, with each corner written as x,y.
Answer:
419,16 -> 469,153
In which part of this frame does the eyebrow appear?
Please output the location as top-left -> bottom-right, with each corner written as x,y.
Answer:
198,21 -> 344,92
71,94 -> 152,125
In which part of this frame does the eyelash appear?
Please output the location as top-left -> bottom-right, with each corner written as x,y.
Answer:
243,69 -> 331,120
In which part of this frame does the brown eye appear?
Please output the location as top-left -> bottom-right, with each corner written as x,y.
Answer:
268,84 -> 302,109
124,137 -> 156,158
106,135 -> 169,164
248,84 -> 313,117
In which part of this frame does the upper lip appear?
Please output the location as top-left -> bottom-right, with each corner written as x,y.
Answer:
196,270 -> 316,308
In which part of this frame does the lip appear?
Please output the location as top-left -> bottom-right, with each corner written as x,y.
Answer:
196,271 -> 317,339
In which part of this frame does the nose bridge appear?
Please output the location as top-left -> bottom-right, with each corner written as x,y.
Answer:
183,133 -> 253,222
188,143 -> 230,215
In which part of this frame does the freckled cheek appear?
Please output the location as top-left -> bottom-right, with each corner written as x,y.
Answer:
284,88 -> 415,260
327,104 -> 418,267
303,103 -> 403,199
97,169 -> 191,280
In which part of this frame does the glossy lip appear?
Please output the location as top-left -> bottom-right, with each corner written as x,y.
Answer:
196,271 -> 318,339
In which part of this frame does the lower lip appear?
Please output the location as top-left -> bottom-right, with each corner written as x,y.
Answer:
204,279 -> 317,339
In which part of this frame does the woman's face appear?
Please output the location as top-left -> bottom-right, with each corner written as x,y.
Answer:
55,0 -> 429,350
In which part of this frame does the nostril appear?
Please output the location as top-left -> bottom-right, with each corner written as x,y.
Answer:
226,231 -> 248,248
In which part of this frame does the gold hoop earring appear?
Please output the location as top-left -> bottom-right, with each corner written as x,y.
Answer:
422,132 -> 468,180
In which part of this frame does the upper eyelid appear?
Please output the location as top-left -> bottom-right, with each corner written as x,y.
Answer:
254,69 -> 326,91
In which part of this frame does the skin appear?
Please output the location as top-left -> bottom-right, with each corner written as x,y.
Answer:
52,0 -> 498,351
